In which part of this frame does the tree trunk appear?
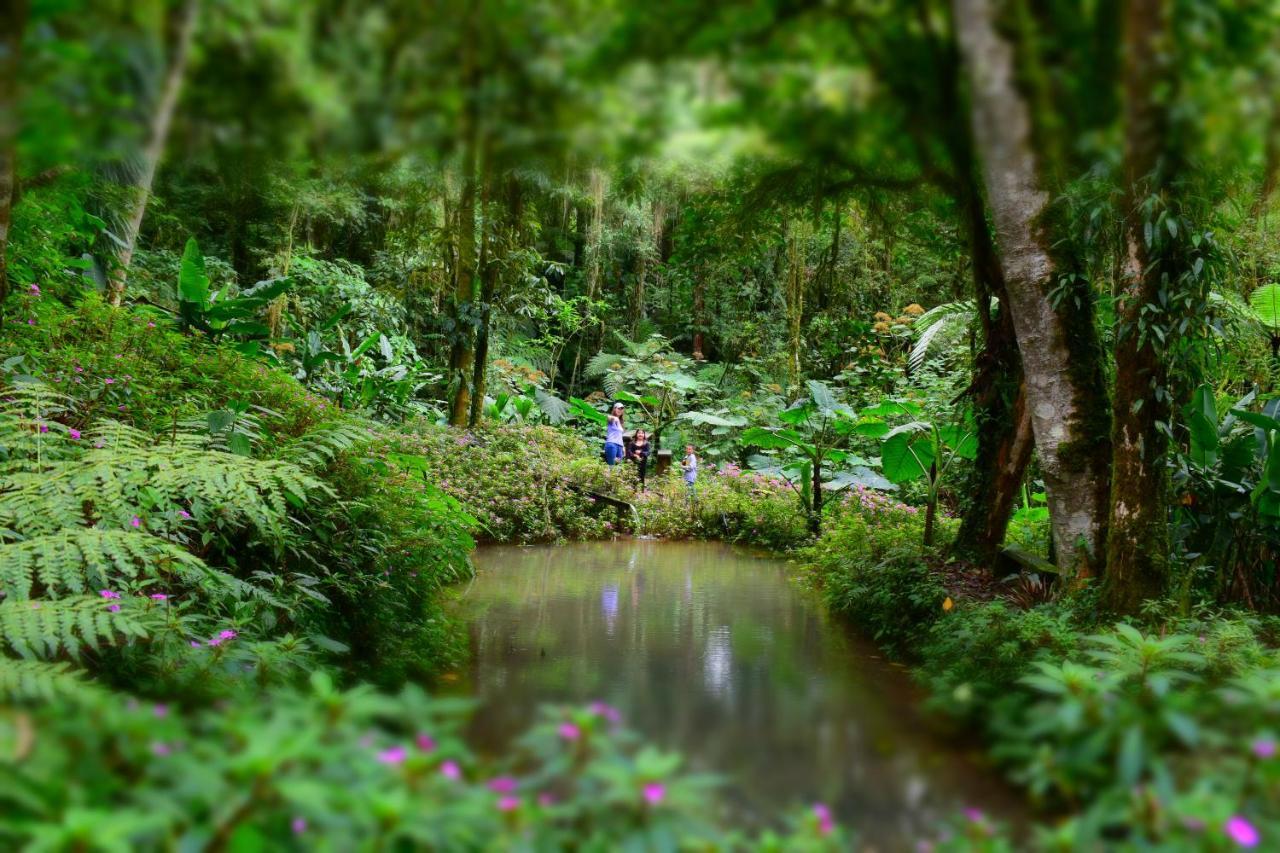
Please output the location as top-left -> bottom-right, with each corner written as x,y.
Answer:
105,0 -> 199,306
0,0 -> 27,321
468,177 -> 521,428
448,19 -> 480,427
950,129 -> 1036,565
1103,0 -> 1174,611
810,456 -> 823,536
952,0 -> 1112,576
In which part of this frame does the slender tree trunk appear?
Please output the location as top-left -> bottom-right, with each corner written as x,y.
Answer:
953,0 -> 1112,575
448,19 -> 480,427
106,0 -> 199,306
0,0 -> 27,322
469,177 -> 521,427
1103,0 -> 1174,611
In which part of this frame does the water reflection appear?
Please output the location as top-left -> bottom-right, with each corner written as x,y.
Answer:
450,540 -> 1020,847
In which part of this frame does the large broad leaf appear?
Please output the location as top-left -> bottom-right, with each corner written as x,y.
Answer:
937,425 -> 978,460
1251,283 -> 1280,331
655,371 -> 701,391
778,401 -> 816,426
534,388 -> 570,425
741,426 -> 808,453
569,397 -> 608,424
881,427 -> 935,484
861,399 -> 922,418
178,237 -> 210,306
1186,384 -> 1219,467
1230,409 -> 1280,433
806,379 -> 838,414
825,467 -> 897,492
679,410 -> 748,427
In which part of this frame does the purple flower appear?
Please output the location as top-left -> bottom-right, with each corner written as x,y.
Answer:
153,704 -> 169,718
589,701 -> 621,723
497,796 -> 520,812
813,803 -> 834,836
104,378 -> 115,385
68,428 -> 81,440
27,319 -> 35,326
147,322 -> 156,329
376,746 -> 408,765
189,640 -> 202,648
150,593 -> 168,601
488,776 -> 518,794
130,516 -> 142,528
1226,816 -> 1260,847
151,741 -> 172,757
107,604 -> 121,612
291,817 -> 306,835
178,510 -> 191,520
642,782 -> 665,806
558,722 -> 581,741
1252,738 -> 1277,760
100,590 -> 121,600
29,284 -> 40,295
440,760 -> 461,780
964,808 -> 985,823
217,629 -> 237,641
416,733 -> 435,752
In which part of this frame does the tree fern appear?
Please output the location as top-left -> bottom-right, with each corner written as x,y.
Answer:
0,596 -> 152,660
909,300 -> 979,372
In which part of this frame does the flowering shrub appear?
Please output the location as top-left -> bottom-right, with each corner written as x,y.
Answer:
0,677 -> 847,850
381,423 -> 613,543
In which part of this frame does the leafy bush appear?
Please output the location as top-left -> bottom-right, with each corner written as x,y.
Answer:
0,678 -> 847,850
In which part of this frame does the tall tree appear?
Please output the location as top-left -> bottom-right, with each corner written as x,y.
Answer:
952,0 -> 1113,575
105,0 -> 199,306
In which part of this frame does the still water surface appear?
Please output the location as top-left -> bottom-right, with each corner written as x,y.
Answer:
449,539 -> 1020,847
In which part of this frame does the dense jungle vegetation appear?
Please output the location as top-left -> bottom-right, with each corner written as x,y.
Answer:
4,0 -> 1280,849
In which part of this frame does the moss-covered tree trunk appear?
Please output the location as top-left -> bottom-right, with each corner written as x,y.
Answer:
953,0 -> 1112,576
0,0 -> 26,322
1103,0 -> 1175,611
447,19 -> 480,427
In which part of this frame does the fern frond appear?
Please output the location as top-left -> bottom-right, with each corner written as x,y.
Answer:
0,596 -> 151,660
0,658 -> 101,702
909,300 -> 978,372
276,419 -> 374,470
0,529 -> 235,600
585,350 -> 625,379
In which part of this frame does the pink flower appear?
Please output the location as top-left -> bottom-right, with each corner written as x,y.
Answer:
29,284 -> 40,295
178,510 -> 191,519
147,322 -> 156,329
107,604 -> 121,612
376,746 -> 408,765
416,733 -> 435,752
558,722 -> 581,741
1252,738 -> 1276,760
813,803 -> 834,836
130,516 -> 142,528
68,428 -> 81,440
217,630 -> 237,641
589,701 -> 621,723
153,704 -> 169,718
150,593 -> 168,601
498,796 -> 520,812
440,760 -> 461,780
38,423 -> 48,433
26,319 -> 34,326
291,817 -> 306,834
189,640 -> 202,648
99,590 -> 120,600
488,776 -> 518,794
1226,816 -> 1260,847
642,782 -> 665,805
964,808 -> 985,823
104,378 -> 114,385
538,792 -> 555,807
151,741 -> 171,756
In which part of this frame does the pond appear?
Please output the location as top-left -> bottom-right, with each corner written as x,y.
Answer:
448,539 -> 1021,847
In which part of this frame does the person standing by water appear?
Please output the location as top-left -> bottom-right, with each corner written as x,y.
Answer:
681,444 -> 698,500
604,403 -> 626,465
629,429 -> 651,490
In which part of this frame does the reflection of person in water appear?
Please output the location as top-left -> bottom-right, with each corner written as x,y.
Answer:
601,583 -> 619,635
